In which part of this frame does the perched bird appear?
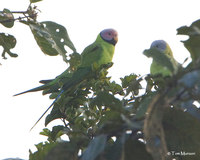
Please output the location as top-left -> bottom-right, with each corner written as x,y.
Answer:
59,28 -> 118,92
14,29 -> 118,96
14,28 -> 118,129
150,40 -> 179,77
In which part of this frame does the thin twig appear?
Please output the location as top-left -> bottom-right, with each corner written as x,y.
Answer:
3,11 -> 28,14
0,15 -> 32,23
62,118 -> 68,127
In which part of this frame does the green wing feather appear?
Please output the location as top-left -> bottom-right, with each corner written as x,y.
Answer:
80,34 -> 115,68
62,35 -> 114,91
14,33 -> 115,96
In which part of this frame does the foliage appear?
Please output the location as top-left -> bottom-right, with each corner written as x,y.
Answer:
0,4 -> 76,62
1,2 -> 200,160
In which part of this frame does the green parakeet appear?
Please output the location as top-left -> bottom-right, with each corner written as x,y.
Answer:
15,28 -> 118,129
150,40 -> 179,77
14,29 -> 118,96
60,28 -> 118,91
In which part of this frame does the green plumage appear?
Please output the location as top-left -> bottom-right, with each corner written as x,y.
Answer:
61,31 -> 116,92
14,28 -> 117,96
150,40 -> 179,77
80,34 -> 115,68
15,29 -> 118,130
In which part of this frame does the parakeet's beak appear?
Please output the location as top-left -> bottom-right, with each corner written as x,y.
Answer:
110,35 -> 118,46
113,36 -> 118,45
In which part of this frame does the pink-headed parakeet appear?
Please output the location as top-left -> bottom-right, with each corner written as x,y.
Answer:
14,28 -> 118,129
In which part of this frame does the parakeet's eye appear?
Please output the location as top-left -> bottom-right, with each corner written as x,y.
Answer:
100,28 -> 118,46
150,40 -> 167,52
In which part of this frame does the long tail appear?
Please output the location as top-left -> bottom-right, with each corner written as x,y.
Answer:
30,68 -> 91,130
30,90 -> 64,131
14,84 -> 52,96
39,79 -> 53,84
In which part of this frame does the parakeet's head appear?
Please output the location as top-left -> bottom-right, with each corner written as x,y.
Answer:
150,40 -> 167,52
150,40 -> 173,56
100,28 -> 118,46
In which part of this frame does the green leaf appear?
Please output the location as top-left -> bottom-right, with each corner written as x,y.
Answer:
90,91 -> 122,110
30,0 -> 43,3
68,52 -> 81,71
27,21 -> 76,62
40,128 -> 51,137
121,114 -> 142,130
177,19 -> 200,62
97,111 -> 123,134
45,104 -> 64,126
108,81 -> 124,95
178,70 -> 200,88
0,33 -> 17,59
45,142 -> 78,160
124,138 -> 153,160
135,93 -> 156,119
143,48 -> 175,73
29,142 -> 57,160
81,134 -> 107,160
180,35 -> 200,62
40,126 -> 65,142
41,21 -> 76,52
0,9 -> 14,28
51,125 -> 65,140
103,134 -> 126,160
163,108 -> 200,160
120,74 -> 138,88
179,100 -> 200,121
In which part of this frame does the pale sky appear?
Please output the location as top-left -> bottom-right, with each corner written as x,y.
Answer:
0,0 -> 199,159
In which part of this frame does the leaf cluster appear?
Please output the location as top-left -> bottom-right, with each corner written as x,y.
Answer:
0,3 -> 76,63
29,19 -> 200,160
2,2 -> 200,160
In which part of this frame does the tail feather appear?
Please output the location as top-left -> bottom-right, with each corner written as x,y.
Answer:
30,90 -> 64,131
29,68 -> 92,130
30,69 -> 90,130
14,83 -> 52,96
39,79 -> 53,84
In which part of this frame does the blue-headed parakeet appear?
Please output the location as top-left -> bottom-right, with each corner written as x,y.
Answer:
150,40 -> 179,77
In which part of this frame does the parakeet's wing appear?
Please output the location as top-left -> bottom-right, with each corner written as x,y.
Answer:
80,43 -> 103,67
62,43 -> 104,91
80,34 -> 115,68
42,69 -> 74,95
30,44 -> 103,130
150,60 -> 173,76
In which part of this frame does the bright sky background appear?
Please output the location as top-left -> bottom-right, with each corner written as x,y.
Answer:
0,0 -> 199,159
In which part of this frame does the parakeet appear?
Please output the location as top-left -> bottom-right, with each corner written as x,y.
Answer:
60,28 -> 118,91
150,40 -> 179,77
15,28 -> 118,129
14,29 -> 117,96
